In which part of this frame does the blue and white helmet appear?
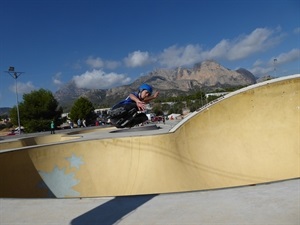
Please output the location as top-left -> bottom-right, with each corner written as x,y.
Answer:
139,84 -> 153,95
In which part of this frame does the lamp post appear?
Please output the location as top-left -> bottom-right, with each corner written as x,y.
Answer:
5,67 -> 24,134
273,58 -> 277,77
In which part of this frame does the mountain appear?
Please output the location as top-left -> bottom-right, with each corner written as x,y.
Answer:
54,60 -> 257,109
0,107 -> 11,116
54,81 -> 107,109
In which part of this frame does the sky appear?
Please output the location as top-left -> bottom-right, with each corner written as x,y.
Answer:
0,0 -> 299,107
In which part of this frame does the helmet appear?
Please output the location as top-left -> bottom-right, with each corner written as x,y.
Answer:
139,84 -> 153,95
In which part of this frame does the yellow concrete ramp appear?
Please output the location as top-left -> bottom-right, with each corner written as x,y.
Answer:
0,75 -> 299,198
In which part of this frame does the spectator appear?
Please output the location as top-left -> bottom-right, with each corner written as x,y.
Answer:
50,121 -> 55,134
77,118 -> 81,128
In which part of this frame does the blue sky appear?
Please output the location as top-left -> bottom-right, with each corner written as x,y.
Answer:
0,0 -> 299,107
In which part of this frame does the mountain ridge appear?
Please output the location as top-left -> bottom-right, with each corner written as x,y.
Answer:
54,60 -> 257,108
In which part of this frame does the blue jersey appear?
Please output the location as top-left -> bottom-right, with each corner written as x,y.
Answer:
114,92 -> 140,106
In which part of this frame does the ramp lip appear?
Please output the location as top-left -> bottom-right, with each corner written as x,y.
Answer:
170,73 -> 300,132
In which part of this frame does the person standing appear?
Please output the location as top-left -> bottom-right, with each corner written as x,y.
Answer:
69,121 -> 74,129
77,118 -> 81,128
50,121 -> 55,134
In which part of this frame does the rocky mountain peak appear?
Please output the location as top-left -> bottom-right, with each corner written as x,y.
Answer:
55,60 -> 257,109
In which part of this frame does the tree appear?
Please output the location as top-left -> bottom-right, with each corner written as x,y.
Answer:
151,103 -> 164,116
168,102 -> 184,114
161,103 -> 171,114
69,97 -> 97,126
9,89 -> 63,133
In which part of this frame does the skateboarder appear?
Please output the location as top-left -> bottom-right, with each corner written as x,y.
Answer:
109,84 -> 159,128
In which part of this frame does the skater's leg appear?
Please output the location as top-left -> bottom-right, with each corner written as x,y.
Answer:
109,103 -> 138,128
125,113 -> 148,128
109,103 -> 137,118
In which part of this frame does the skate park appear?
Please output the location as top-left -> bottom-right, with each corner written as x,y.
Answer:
0,74 -> 299,224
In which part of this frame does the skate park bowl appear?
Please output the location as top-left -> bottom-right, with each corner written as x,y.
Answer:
0,74 -> 299,198
0,128 -> 107,151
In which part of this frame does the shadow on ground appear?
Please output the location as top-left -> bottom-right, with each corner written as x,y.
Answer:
71,194 -> 157,225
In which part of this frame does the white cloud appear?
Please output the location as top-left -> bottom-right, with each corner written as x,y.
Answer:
268,48 -> 300,65
52,72 -> 63,86
159,44 -> 203,68
105,60 -> 121,70
206,40 -> 230,59
226,28 -> 281,60
73,69 -> 131,89
75,27 -> 289,78
9,81 -> 36,94
249,66 -> 274,76
293,27 -> 300,34
124,50 -> 152,67
86,56 -> 120,70
86,56 -> 104,68
250,48 -> 300,77
253,59 -> 264,67
157,28 -> 283,68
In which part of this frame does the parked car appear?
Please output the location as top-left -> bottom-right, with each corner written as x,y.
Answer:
58,123 -> 72,129
14,126 -> 24,132
151,116 -> 163,122
6,130 -> 16,136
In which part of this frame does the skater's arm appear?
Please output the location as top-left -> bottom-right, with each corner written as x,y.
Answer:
143,91 -> 159,103
129,93 -> 146,111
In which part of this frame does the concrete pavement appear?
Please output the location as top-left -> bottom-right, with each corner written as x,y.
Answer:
1,178 -> 299,225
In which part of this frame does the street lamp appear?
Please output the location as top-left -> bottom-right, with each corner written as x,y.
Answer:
5,66 -> 24,134
273,58 -> 277,77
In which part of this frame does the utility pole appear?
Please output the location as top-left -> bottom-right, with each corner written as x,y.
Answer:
273,58 -> 277,77
5,67 -> 24,134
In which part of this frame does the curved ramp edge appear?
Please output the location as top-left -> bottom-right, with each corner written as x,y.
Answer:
0,74 -> 299,198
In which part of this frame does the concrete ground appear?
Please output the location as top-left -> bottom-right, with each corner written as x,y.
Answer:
1,178 -> 299,225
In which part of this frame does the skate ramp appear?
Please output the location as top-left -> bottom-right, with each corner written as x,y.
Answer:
0,127 -> 108,151
0,75 -> 299,198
